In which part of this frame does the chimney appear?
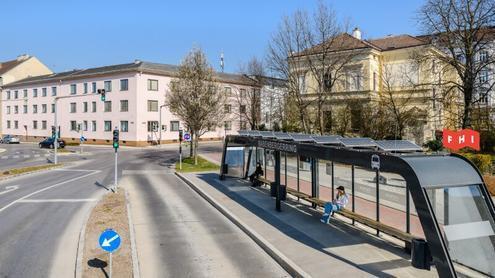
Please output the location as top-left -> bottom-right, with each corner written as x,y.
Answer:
352,27 -> 362,40
16,54 -> 30,61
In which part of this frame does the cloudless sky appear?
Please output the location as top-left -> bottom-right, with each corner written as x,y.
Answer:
1,0 -> 425,74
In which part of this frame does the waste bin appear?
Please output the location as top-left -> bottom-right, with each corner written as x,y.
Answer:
270,182 -> 287,200
411,238 -> 432,270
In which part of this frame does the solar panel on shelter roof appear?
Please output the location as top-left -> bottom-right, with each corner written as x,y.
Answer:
238,130 -> 249,136
339,138 -> 377,148
289,133 -> 315,142
375,140 -> 422,152
311,135 -> 343,145
258,131 -> 275,138
274,132 -> 292,140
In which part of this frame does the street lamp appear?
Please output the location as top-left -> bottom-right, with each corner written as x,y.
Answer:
159,104 -> 166,146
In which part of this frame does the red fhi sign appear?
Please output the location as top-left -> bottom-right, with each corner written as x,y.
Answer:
442,129 -> 480,151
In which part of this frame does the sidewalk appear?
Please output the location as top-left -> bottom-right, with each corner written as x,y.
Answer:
179,172 -> 437,278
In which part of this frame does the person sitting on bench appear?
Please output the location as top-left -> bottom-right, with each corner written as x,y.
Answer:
249,163 -> 264,186
321,186 -> 349,224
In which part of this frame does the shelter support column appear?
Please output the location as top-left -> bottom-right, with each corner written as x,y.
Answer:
275,150 -> 281,212
311,157 -> 319,209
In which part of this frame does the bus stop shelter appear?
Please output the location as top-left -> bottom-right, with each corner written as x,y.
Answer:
219,131 -> 495,278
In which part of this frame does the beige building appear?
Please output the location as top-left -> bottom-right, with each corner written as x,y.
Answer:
0,55 -> 53,135
290,29 -> 460,143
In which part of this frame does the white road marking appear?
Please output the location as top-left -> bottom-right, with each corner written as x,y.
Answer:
0,185 -> 19,195
44,154 -> 50,157
12,155 -> 19,159
23,155 -> 30,158
0,170 -> 99,214
53,169 -> 102,173
123,170 -> 173,175
34,154 -> 40,158
17,199 -> 97,203
1,156 -> 7,159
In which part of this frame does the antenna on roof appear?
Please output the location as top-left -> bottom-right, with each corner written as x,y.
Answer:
220,52 -> 224,73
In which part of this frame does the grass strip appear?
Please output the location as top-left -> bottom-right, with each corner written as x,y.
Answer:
0,164 -> 62,177
175,155 -> 220,173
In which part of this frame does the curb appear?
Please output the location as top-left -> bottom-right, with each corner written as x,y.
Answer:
125,189 -> 141,278
74,193 -> 102,278
0,164 -> 64,182
175,172 -> 310,278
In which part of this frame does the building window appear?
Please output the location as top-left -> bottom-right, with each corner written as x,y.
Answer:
479,51 -> 488,62
224,104 -> 231,113
42,104 -> 47,113
373,72 -> 377,91
70,102 -> 77,113
239,105 -> 246,114
92,101 -> 97,112
83,102 -> 88,112
92,82 -> 97,93
92,121 -> 96,132
52,87 -> 57,96
224,121 -> 232,131
6,120 -> 10,129
120,100 -> 128,112
104,101 -> 112,112
224,87 -> 232,96
42,87 -> 47,97
84,83 -> 88,94
240,121 -> 247,130
120,79 -> 128,91
51,104 -> 55,113
298,74 -> 306,94
479,70 -> 489,84
104,80 -> 112,92
104,121 -> 112,132
33,121 -> 38,130
121,121 -> 129,132
23,89 -> 27,98
239,89 -> 246,98
70,84 -> 77,95
14,90 -> 18,99
147,100 -> 158,112
42,121 -> 47,130
33,88 -> 38,97
23,105 -> 27,114
6,91 -> 10,100
70,121 -> 77,131
148,121 -> 159,132
6,106 -> 10,114
33,105 -> 38,114
170,121 -> 179,131
83,120 -> 88,131
14,121 -> 18,129
14,105 -> 18,114
147,79 -> 158,91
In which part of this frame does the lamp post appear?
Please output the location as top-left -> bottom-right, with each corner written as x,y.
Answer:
159,104 -> 166,147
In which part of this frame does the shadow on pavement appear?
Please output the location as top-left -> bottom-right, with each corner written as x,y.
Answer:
87,258 -> 109,278
195,172 -> 414,278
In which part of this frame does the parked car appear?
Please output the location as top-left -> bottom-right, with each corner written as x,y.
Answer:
0,135 -> 20,144
39,138 -> 65,149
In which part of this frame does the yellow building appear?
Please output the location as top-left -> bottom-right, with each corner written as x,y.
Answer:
289,29 -> 460,143
0,55 -> 53,135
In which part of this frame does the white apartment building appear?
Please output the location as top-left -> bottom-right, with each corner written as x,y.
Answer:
2,60 -> 259,146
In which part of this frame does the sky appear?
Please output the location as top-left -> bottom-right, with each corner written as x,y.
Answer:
1,0 -> 425,74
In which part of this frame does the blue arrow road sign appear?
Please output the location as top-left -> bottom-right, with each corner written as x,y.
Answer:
99,229 -> 121,253
80,136 -> 86,142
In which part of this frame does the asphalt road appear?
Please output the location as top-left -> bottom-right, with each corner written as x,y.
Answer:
124,148 -> 288,277
0,142 -> 286,277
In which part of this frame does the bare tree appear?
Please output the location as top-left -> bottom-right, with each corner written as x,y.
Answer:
418,0 -> 495,128
166,48 -> 226,165
234,57 -> 264,130
267,10 -> 314,133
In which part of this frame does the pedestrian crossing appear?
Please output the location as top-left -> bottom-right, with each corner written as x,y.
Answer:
0,153 -> 51,160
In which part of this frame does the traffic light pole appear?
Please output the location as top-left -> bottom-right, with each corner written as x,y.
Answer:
54,99 -> 58,164
114,148 -> 118,191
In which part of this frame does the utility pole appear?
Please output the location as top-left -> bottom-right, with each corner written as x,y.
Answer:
113,127 -> 119,191
179,129 -> 183,170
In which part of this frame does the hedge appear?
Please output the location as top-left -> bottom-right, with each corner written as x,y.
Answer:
462,153 -> 492,174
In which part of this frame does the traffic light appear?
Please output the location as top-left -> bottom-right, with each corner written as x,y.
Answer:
179,129 -> 183,142
113,129 -> 119,149
97,89 -> 106,101
51,126 -> 56,138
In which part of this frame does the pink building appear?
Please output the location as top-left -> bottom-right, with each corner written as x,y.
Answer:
1,60 -> 259,146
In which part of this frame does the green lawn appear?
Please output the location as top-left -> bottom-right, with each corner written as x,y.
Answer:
175,156 -> 219,173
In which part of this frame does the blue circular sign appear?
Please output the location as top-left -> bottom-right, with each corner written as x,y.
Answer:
184,133 -> 191,141
99,229 -> 121,253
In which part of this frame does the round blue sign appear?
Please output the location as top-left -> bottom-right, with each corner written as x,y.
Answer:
184,133 -> 191,141
99,229 -> 121,253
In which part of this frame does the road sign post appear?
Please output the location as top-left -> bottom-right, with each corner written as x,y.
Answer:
99,229 -> 121,278
179,130 -> 183,170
